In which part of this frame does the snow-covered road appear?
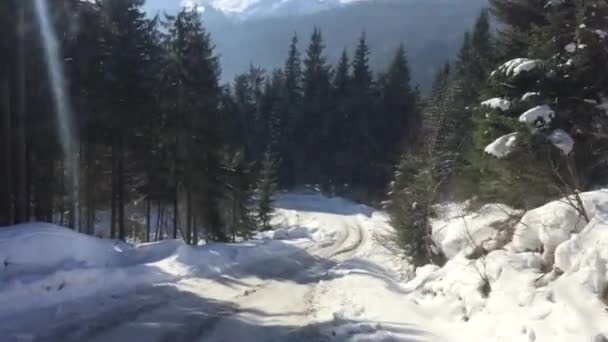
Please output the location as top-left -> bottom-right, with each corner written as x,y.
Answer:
1,193 -> 439,342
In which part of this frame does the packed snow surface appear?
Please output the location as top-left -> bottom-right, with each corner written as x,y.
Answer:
3,190 -> 608,341
0,192 -> 440,341
484,132 -> 518,158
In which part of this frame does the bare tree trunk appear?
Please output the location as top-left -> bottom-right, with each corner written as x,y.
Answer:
173,187 -> 178,239
85,141 -> 95,235
186,189 -> 192,244
59,160 -> 65,226
158,202 -> 165,241
146,195 -> 151,243
111,138 -> 117,239
155,200 -> 162,241
46,160 -> 54,223
15,6 -> 27,223
0,63 -> 12,226
192,215 -> 198,246
117,132 -> 125,241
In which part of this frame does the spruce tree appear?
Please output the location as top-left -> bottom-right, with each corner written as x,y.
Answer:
329,49 -> 352,187
222,151 -> 254,242
380,44 -> 418,155
256,151 -> 278,231
469,0 -> 608,207
349,32 -> 377,187
298,27 -> 332,185
162,8 -> 225,242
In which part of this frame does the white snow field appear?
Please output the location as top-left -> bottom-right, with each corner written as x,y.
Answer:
0,192 -> 442,342
2,191 -> 608,341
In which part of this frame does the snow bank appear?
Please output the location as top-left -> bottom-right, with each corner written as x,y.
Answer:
407,189 -> 608,342
481,98 -> 512,111
431,203 -> 519,259
509,190 -> 608,254
519,105 -> 555,130
0,223 -> 128,278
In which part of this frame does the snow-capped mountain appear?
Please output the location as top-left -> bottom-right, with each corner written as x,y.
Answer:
146,0 -> 366,19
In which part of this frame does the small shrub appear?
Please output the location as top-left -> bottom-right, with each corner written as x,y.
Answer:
479,276 -> 491,298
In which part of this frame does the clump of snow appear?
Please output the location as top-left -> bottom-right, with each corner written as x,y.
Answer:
484,133 -> 518,158
594,30 -> 608,39
481,98 -> 512,111
519,105 -> 555,130
548,129 -> 574,155
521,92 -> 540,101
495,58 -> 543,77
597,97 -> 608,115
564,42 -> 577,53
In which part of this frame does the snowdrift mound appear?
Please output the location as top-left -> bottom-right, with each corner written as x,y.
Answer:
431,203 -> 520,259
509,189 -> 608,256
0,223 -> 131,279
408,189 -> 608,341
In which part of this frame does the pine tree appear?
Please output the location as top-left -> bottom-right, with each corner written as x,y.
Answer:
162,8 -> 225,242
348,32 -> 378,187
280,33 -> 303,187
380,44 -> 418,155
256,151 -> 278,231
297,27 -> 332,185
328,49 -> 352,187
284,33 -> 302,107
97,0 -> 156,240
469,0 -> 608,207
221,151 -> 254,241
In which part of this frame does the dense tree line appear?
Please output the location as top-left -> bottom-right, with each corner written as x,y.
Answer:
228,30 -> 420,197
0,0 -> 420,243
387,0 -> 608,265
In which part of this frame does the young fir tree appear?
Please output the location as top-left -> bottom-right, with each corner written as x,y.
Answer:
379,44 -> 419,161
221,151 -> 254,242
280,33 -> 303,187
298,27 -> 332,185
348,32 -> 378,188
256,151 -> 279,231
328,49 -> 352,187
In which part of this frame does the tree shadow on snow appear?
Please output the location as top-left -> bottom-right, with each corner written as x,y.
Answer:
1,284 -> 434,342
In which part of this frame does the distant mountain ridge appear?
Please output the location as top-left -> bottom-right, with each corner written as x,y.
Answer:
144,0 -> 488,90
145,0 -> 365,19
